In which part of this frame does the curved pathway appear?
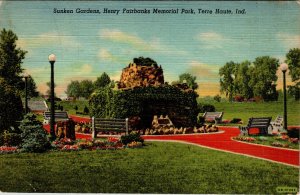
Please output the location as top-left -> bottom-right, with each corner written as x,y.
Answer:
44,115 -> 299,167
143,127 -> 299,167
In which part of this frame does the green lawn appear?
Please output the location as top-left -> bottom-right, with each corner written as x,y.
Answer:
0,142 -> 298,193
198,98 -> 300,126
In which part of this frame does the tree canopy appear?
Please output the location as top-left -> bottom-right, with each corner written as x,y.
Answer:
219,56 -> 279,101
0,28 -> 27,89
178,73 -> 199,90
133,57 -> 158,67
94,72 -> 111,89
286,48 -> 300,100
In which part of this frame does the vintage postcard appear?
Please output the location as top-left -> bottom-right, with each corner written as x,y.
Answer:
0,0 -> 299,194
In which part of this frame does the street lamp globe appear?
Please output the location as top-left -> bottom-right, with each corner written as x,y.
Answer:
280,63 -> 288,72
48,54 -> 56,63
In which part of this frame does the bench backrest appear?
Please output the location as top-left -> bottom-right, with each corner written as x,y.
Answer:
203,112 -> 223,119
44,111 -> 69,121
92,117 -> 129,138
247,117 -> 272,128
273,116 -> 283,125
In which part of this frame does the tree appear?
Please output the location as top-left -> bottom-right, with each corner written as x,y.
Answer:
219,61 -> 237,101
80,80 -> 94,99
178,73 -> 199,90
0,78 -> 24,132
94,72 -> 111,89
0,29 -> 27,89
65,80 -> 81,99
234,61 -> 253,99
20,75 -> 39,98
286,48 -> 300,100
19,113 -> 51,153
249,56 -> 279,101
133,56 -> 158,67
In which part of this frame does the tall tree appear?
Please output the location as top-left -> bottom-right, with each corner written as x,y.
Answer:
249,56 -> 279,101
20,75 -> 39,98
178,73 -> 199,90
234,61 -> 253,99
0,78 -> 23,132
65,80 -> 81,99
219,61 -> 237,101
80,80 -> 94,99
285,48 -> 300,100
94,72 -> 111,89
0,29 -> 27,89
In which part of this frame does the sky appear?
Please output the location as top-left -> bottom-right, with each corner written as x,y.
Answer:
0,1 -> 299,97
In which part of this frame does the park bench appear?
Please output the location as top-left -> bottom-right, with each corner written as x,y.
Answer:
269,116 -> 284,134
43,111 -> 69,124
91,117 -> 129,138
239,117 -> 272,135
202,112 -> 223,124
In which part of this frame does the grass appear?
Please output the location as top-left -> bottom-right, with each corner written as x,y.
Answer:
51,100 -> 89,117
0,142 -> 298,193
198,98 -> 300,126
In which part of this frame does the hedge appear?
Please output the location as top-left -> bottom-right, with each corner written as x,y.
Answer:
89,85 -> 198,128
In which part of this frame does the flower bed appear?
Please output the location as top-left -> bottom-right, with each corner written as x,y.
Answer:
51,135 -> 144,152
0,146 -> 19,154
233,134 -> 299,149
142,124 -> 219,135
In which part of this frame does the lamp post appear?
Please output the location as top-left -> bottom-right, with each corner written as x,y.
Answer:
230,74 -> 235,102
280,63 -> 288,130
22,73 -> 29,114
48,54 -> 56,140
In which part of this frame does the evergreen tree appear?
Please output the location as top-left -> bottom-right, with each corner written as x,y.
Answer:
19,113 -> 51,153
0,78 -> 23,132
0,29 -> 27,89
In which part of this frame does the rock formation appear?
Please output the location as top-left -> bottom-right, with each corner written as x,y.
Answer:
118,63 -> 164,89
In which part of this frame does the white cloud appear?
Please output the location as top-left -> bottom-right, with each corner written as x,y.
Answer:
197,32 -> 225,41
99,29 -> 187,55
99,29 -> 151,50
195,32 -> 228,49
18,32 -> 81,50
277,33 -> 300,49
80,64 -> 93,74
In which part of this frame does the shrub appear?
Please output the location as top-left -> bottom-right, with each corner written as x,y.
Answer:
83,106 -> 89,115
2,130 -> 22,146
121,133 -> 144,145
213,95 -> 221,102
197,103 -> 216,113
234,95 -> 244,102
0,78 -> 24,134
287,128 -> 300,138
89,85 -> 198,128
19,113 -> 51,153
230,118 -> 242,123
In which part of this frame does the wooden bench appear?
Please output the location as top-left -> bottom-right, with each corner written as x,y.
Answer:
202,112 -> 223,124
43,111 -> 69,124
239,117 -> 272,135
92,117 -> 129,138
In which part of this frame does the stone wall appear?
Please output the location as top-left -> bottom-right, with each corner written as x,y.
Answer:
118,63 -> 164,89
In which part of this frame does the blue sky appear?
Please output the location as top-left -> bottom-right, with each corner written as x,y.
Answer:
0,1 -> 299,97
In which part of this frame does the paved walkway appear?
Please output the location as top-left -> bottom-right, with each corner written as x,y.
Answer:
143,127 -> 299,167
44,115 -> 299,167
